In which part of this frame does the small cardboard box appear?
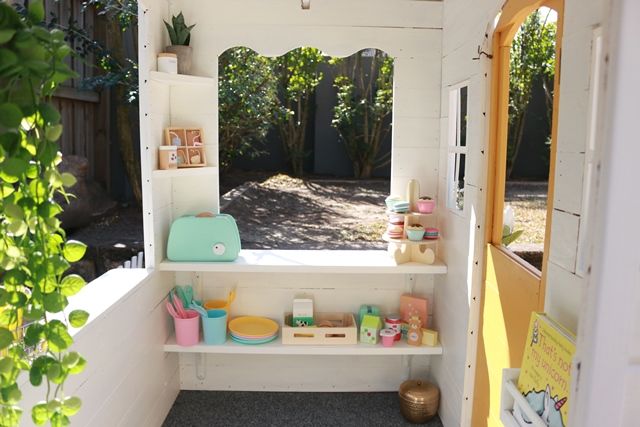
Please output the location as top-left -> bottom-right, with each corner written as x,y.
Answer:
421,328 -> 439,346
282,313 -> 357,345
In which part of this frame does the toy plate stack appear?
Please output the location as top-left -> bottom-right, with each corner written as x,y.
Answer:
229,316 -> 279,344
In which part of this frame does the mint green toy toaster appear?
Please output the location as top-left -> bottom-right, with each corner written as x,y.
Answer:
167,213 -> 241,262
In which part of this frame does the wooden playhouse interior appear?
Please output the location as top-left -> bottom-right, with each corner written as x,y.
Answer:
21,0 -> 632,426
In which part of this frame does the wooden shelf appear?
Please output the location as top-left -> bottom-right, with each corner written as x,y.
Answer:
158,249 -> 447,274
382,234 -> 438,245
385,211 -> 433,216
152,166 -> 218,179
164,336 -> 443,356
148,71 -> 216,86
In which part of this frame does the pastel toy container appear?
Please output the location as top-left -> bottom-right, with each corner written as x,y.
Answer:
202,309 -> 228,345
174,309 -> 200,346
385,314 -> 403,341
416,198 -> 435,213
204,299 -> 230,322
380,328 -> 397,347
385,196 -> 401,209
406,227 -> 425,241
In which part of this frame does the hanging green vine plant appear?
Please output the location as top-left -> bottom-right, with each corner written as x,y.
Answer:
0,2 -> 88,426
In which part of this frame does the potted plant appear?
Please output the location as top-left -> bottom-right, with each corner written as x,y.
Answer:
164,12 -> 195,74
416,196 -> 436,214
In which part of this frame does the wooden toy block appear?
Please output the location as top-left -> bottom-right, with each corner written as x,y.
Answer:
421,328 -> 439,346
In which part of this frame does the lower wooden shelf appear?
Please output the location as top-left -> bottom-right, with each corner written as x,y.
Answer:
164,336 -> 443,356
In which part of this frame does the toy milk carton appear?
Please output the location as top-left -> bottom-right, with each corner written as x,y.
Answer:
292,298 -> 314,327
360,314 -> 382,344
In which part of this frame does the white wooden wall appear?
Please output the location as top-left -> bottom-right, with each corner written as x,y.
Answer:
571,0 -> 640,424
19,270 -> 178,427
433,0 -> 609,426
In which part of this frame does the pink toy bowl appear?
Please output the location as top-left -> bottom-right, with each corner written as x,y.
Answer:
380,328 -> 397,347
416,198 -> 435,214
174,309 -> 200,346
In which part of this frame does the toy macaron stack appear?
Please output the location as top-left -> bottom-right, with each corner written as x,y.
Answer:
385,196 -> 410,239
424,227 -> 439,240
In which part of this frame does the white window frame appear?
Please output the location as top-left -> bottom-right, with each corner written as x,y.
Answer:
447,81 -> 470,213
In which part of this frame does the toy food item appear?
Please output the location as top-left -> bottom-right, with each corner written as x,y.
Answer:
407,315 -> 423,346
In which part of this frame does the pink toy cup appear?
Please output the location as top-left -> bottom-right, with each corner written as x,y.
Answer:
174,309 -> 200,346
380,329 -> 397,347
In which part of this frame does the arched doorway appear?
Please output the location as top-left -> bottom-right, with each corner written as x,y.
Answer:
472,1 -> 564,425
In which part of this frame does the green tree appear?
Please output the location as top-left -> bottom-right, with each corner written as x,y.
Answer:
331,50 -> 393,179
508,9 -> 556,178
273,48 -> 324,176
59,0 -> 141,203
0,2 -> 88,425
218,47 -> 279,170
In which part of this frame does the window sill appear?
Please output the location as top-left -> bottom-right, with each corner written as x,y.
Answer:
158,249 -> 447,274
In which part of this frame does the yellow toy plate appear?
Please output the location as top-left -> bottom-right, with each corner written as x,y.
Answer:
229,316 -> 279,338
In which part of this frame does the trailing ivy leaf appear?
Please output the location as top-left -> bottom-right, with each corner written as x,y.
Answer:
50,412 -> 69,427
27,0 -> 45,23
68,310 -> 89,328
45,321 -> 73,352
0,358 -> 14,376
0,158 -> 27,183
31,402 -> 48,425
62,240 -> 86,262
0,328 -> 12,351
46,361 -> 64,384
0,103 -> 22,128
60,275 -> 85,297
38,201 -> 62,218
0,309 -> 18,328
68,356 -> 86,375
61,397 -> 81,417
24,323 -> 44,347
38,103 -> 60,125
3,202 -> 23,220
7,219 -> 27,236
0,30 -> 15,44
0,405 -> 22,427
61,352 -> 79,368
0,383 -> 21,404
24,306 -> 44,322
7,292 -> 26,307
43,293 -> 67,313
60,172 -> 76,188
45,124 -> 63,142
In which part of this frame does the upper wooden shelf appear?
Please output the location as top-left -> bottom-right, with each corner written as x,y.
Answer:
158,249 -> 447,274
148,71 -> 216,86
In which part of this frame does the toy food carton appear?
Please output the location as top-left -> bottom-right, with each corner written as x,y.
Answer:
292,298 -> 314,327
360,314 -> 382,344
400,294 -> 428,328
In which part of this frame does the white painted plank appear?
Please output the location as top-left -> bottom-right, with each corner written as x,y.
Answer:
553,151 -> 585,215
544,261 -> 584,333
549,209 -> 580,272
393,117 -> 440,149
171,0 -> 443,30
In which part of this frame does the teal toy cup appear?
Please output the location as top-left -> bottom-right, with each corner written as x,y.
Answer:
202,309 -> 227,345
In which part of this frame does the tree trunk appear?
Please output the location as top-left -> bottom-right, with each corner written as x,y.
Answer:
507,107 -> 528,179
106,20 -> 142,204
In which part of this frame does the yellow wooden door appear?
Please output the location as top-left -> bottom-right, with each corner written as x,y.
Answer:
471,1 -> 564,426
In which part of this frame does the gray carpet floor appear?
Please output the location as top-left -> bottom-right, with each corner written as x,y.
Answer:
163,391 -> 443,427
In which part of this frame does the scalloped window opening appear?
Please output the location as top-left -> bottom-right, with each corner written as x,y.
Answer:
218,47 -> 393,250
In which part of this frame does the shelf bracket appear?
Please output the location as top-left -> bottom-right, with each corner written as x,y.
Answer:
404,274 -> 416,294
193,272 -> 203,302
402,355 -> 413,380
195,353 -> 206,381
